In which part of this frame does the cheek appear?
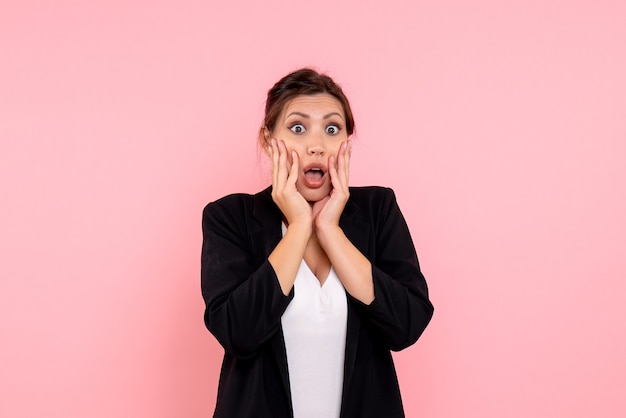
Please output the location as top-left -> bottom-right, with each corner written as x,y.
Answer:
283,141 -> 304,157
330,143 -> 343,157
284,144 -> 301,166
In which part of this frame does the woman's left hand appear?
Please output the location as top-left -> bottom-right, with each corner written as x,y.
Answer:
312,140 -> 352,230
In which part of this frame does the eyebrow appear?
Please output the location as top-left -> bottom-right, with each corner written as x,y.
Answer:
285,111 -> 345,120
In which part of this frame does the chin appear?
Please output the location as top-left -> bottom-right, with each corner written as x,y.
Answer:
299,186 -> 331,203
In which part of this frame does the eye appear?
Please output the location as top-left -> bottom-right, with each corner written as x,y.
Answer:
289,124 -> 306,134
325,124 -> 340,135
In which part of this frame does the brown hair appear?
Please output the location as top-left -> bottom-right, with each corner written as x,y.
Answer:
262,68 -> 355,138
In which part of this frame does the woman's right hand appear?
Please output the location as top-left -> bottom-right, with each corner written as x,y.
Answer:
269,139 -> 312,227
267,138 -> 312,296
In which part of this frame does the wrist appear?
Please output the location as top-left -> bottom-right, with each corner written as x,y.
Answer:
282,208 -> 313,228
315,222 -> 342,242
285,218 -> 313,237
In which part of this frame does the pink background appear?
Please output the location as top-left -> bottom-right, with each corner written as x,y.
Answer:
2,1 -> 625,417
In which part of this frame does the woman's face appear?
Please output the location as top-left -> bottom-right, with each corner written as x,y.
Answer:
268,94 -> 349,202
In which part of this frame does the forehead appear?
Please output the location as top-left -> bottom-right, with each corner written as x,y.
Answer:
281,94 -> 345,118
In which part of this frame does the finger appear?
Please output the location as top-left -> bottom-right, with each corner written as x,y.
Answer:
270,138 -> 280,187
289,151 -> 300,187
277,139 -> 289,185
335,141 -> 350,190
344,140 -> 352,175
328,155 -> 341,191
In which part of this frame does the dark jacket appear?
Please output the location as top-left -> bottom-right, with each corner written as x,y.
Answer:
201,186 -> 433,417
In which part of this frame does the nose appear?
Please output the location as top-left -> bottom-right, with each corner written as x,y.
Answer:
307,145 -> 325,156
307,133 -> 325,156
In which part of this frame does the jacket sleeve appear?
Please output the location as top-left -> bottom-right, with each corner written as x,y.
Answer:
200,198 -> 293,359
351,188 -> 434,351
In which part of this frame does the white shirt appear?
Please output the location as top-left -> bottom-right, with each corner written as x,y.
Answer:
281,257 -> 348,418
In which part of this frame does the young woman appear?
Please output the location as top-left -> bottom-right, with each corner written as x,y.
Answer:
201,68 -> 433,418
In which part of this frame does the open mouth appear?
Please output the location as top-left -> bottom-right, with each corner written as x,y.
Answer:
304,167 -> 325,182
302,165 -> 327,188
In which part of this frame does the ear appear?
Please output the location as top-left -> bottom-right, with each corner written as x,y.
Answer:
258,126 -> 271,156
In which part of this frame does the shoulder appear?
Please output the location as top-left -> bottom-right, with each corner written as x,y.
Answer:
343,186 -> 404,226
204,191 -> 254,209
348,186 -> 396,201
204,187 -> 271,212
202,187 -> 273,225
202,192 -> 251,219
347,186 -> 398,211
